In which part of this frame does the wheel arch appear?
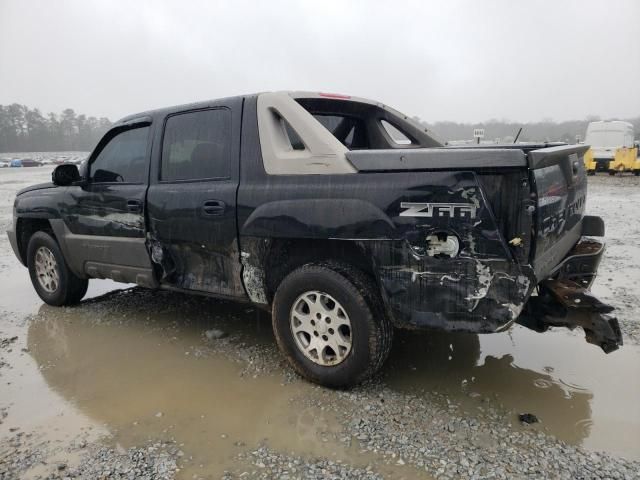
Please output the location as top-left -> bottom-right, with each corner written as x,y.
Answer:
16,217 -> 56,265
242,237 -> 381,306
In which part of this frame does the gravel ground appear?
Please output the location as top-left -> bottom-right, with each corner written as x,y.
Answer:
223,447 -> 384,480
0,432 -> 178,480
587,175 -> 640,343
332,386 -> 640,479
7,286 -> 639,480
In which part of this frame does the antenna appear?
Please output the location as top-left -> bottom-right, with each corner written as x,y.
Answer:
513,127 -> 523,144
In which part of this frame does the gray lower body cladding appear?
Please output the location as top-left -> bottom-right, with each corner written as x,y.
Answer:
50,219 -> 157,288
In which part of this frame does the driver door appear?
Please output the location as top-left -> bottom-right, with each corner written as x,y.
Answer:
60,121 -> 155,284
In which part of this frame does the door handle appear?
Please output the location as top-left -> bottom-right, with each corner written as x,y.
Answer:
127,199 -> 143,213
202,200 -> 226,216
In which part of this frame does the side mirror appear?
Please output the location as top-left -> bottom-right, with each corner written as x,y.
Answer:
52,164 -> 81,186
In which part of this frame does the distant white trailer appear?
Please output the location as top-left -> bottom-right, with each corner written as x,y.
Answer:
584,121 -> 638,174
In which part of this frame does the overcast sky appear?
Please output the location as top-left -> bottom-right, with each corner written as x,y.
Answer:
1,0 -> 639,123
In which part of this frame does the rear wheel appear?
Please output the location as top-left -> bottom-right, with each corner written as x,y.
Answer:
587,170 -> 596,176
27,231 -> 88,306
272,262 -> 392,388
634,170 -> 640,176
608,170 -> 617,176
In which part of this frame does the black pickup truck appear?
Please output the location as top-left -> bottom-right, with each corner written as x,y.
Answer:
7,91 -> 622,387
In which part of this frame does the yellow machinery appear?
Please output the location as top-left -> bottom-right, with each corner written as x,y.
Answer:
585,146 -> 640,175
609,146 -> 639,175
584,148 -> 596,175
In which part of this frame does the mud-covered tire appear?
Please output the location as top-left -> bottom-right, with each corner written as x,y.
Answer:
27,231 -> 88,306
272,262 -> 393,388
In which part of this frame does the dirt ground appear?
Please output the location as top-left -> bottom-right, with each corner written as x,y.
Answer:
0,165 -> 639,479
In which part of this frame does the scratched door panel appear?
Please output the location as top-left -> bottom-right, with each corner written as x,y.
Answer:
146,99 -> 245,298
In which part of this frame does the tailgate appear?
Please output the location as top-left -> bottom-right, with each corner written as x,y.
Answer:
528,144 -> 590,279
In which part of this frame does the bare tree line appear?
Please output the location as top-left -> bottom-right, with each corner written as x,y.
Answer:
0,104 -> 112,153
0,102 -> 637,153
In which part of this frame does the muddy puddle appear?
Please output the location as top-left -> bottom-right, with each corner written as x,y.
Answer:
1,265 -> 637,475
384,327 -> 640,460
1,267 -> 427,479
25,311 -> 342,478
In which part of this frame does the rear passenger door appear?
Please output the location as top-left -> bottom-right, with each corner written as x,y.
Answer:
146,99 -> 245,297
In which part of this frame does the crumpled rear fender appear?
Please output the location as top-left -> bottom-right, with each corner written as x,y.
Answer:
368,241 -> 536,333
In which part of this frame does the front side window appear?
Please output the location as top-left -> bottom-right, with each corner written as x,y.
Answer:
90,126 -> 149,183
161,109 -> 231,182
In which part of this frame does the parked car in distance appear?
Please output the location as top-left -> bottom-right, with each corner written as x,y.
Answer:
20,159 -> 44,167
9,158 -> 43,168
6,91 -> 622,387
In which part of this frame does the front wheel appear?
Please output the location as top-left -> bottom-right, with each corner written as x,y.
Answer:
634,169 -> 640,176
27,231 -> 88,306
272,263 -> 392,388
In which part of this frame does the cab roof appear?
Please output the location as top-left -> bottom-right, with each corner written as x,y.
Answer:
114,91 -> 393,126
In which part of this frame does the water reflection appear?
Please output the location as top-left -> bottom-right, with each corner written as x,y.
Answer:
384,330 -> 593,443
26,292 -> 347,478
383,328 -> 640,459
26,287 -> 640,463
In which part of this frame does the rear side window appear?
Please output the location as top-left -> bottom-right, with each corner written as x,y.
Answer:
90,126 -> 149,183
161,109 -> 231,182
313,114 -> 368,149
283,113 -> 369,150
380,120 -> 412,145
292,97 -> 439,150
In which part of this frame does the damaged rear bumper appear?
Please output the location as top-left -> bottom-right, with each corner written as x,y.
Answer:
517,237 -> 623,353
547,237 -> 605,289
379,234 -> 622,353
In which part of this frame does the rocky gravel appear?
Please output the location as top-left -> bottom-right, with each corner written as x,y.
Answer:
4,284 -> 640,479
223,446 -> 384,480
587,175 -> 640,344
332,386 -> 640,480
0,432 -> 178,480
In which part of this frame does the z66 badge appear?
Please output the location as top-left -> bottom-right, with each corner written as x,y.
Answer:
399,202 -> 477,219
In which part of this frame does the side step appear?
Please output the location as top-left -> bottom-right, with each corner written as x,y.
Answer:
517,279 -> 623,353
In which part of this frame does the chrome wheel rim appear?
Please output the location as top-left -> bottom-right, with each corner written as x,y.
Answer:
289,290 -> 352,366
34,246 -> 59,293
